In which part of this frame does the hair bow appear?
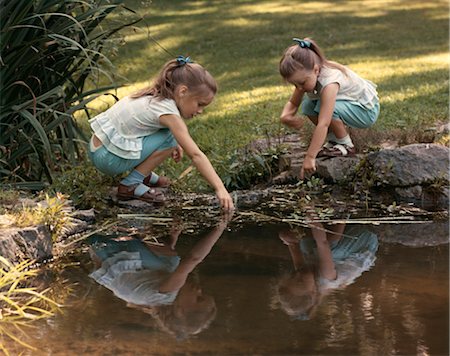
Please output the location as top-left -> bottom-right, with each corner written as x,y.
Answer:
176,55 -> 193,65
292,38 -> 311,48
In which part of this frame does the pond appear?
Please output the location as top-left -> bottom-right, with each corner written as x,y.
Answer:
5,220 -> 449,355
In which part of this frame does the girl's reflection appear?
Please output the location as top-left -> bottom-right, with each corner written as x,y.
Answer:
88,213 -> 232,339
273,222 -> 378,320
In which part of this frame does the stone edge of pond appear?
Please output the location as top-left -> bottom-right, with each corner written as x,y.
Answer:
1,142 -> 448,266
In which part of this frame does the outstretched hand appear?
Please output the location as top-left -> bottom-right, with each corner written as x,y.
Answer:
300,156 -> 316,179
279,229 -> 300,245
216,188 -> 235,211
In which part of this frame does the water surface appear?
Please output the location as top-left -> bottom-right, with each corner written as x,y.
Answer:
5,221 -> 449,355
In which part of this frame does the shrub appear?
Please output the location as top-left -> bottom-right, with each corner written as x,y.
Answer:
0,0 -> 141,185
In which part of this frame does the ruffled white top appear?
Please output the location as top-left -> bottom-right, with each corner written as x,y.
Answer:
89,96 -> 180,159
307,66 -> 379,109
318,250 -> 376,291
89,251 -> 180,306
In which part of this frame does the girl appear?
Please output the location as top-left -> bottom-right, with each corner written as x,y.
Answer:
88,56 -> 234,210
273,223 -> 378,320
279,38 -> 380,179
88,213 -> 232,339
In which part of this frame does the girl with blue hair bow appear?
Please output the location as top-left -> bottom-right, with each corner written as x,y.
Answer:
88,56 -> 234,210
279,38 -> 380,179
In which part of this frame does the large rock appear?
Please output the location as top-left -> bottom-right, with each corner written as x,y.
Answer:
0,225 -> 53,264
316,155 -> 363,183
372,222 -> 449,247
367,144 -> 449,186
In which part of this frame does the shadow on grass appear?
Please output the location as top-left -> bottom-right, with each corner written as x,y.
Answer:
116,0 -> 448,84
92,0 -> 448,190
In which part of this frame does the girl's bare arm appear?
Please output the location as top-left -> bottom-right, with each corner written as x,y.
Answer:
160,114 -> 234,210
305,83 -> 339,159
280,88 -> 305,130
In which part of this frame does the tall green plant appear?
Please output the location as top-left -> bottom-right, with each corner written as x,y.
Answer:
0,0 -> 141,185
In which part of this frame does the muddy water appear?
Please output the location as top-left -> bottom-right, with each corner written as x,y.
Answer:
5,222 -> 449,355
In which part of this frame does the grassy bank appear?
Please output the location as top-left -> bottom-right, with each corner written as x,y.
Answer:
83,0 -> 448,190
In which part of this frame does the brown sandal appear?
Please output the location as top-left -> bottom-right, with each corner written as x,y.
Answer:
322,144 -> 356,157
117,184 -> 166,203
317,141 -> 336,157
143,174 -> 171,188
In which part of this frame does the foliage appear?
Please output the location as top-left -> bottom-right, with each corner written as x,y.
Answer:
223,145 -> 287,190
49,161 -> 115,209
0,257 -> 60,352
0,0 -> 141,184
2,193 -> 75,240
0,189 -> 20,208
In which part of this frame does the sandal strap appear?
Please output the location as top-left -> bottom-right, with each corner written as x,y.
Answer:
134,183 -> 151,197
323,141 -> 336,149
332,144 -> 349,155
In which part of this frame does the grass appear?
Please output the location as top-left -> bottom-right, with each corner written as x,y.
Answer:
81,0 -> 448,190
0,257 -> 61,352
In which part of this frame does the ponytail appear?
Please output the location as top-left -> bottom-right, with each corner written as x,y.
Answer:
279,37 -> 347,79
131,58 -> 217,99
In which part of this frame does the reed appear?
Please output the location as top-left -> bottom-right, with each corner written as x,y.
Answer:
0,256 -> 60,351
0,0 -> 141,185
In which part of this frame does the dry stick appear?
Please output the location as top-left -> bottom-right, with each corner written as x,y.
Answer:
59,221 -> 117,249
238,211 -> 432,239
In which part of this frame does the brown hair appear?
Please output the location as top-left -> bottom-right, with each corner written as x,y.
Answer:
131,58 -> 217,99
279,37 -> 347,79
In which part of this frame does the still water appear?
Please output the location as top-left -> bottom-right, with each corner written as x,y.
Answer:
5,221 -> 449,355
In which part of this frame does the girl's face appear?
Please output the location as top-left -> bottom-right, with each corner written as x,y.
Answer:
287,65 -> 320,93
175,86 -> 215,119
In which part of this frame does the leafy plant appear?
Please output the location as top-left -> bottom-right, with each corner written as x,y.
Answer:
49,161 -> 115,209
0,257 -> 60,352
223,145 -> 287,190
0,0 -> 141,184
2,193 -> 75,240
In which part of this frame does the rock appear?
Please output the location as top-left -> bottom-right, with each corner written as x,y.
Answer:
394,185 -> 423,200
316,155 -> 363,183
73,208 -> 96,223
0,225 -> 53,264
367,144 -> 449,187
373,222 -> 449,247
394,185 -> 449,210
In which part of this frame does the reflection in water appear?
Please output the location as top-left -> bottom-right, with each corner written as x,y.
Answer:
273,223 -> 378,320
87,215 -> 231,340
5,220 -> 447,355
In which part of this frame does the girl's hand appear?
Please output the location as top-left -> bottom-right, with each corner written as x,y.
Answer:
279,229 -> 299,245
300,156 -> 316,179
172,145 -> 184,163
216,188 -> 235,211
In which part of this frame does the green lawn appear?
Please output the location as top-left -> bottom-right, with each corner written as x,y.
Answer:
88,0 -> 449,189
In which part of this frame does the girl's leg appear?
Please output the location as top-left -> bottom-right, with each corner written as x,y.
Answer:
135,147 -> 174,177
302,98 -> 348,147
118,130 -> 177,202
307,115 -> 352,152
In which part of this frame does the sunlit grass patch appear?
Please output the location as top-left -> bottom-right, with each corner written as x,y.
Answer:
75,0 -> 448,192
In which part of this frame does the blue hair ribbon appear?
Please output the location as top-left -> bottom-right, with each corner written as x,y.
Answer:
292,38 -> 311,48
176,55 -> 193,65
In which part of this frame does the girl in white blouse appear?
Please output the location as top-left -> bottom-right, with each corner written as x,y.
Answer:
279,38 -> 380,179
88,56 -> 234,210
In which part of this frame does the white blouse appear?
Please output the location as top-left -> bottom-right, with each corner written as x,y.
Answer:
90,251 -> 180,306
89,96 -> 180,159
307,66 -> 379,109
